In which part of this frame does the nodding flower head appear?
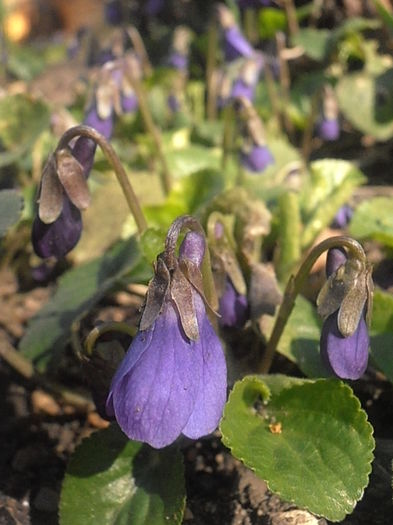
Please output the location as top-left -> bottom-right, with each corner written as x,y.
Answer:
32,136 -> 96,259
331,204 -> 353,229
317,246 -> 372,380
237,98 -> 274,173
106,218 -> 227,448
217,4 -> 254,62
317,84 -> 340,141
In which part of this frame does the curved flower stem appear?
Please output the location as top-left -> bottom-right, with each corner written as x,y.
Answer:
257,236 -> 367,374
58,125 -> 148,234
129,75 -> 172,195
206,21 -> 218,121
84,321 -> 137,357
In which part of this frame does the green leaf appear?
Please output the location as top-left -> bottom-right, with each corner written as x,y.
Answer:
276,191 -> 301,282
293,28 -> 331,61
0,189 -> 23,236
166,145 -> 221,178
369,289 -> 393,383
139,227 -> 167,263
258,8 -> 287,39
300,159 -> 365,247
19,238 -> 141,371
373,0 -> 393,33
337,69 -> 393,139
145,169 -> 225,229
349,197 -> 393,247
60,425 -> 185,525
220,375 -> 375,522
0,94 -> 50,166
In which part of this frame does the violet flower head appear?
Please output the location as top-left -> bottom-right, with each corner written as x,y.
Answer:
219,277 -> 248,328
318,118 -> 340,141
217,5 -> 254,62
318,247 -> 372,380
83,104 -> 114,140
32,136 -> 96,259
241,144 -> 274,173
106,225 -> 227,448
331,204 -> 353,229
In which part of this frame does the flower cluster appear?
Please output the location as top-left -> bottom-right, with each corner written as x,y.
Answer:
106,220 -> 227,448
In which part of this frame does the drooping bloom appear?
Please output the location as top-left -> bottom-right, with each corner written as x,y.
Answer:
318,247 -> 372,380
331,204 -> 353,229
217,4 -> 254,62
32,136 -> 96,258
317,84 -> 340,141
106,228 -> 227,448
219,277 -> 248,328
241,144 -> 274,172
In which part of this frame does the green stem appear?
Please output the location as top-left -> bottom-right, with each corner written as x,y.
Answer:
222,104 -> 235,171
58,125 -> 148,234
130,75 -> 172,195
258,236 -> 366,373
276,32 -> 294,138
206,21 -> 218,121
301,91 -> 320,162
84,322 -> 137,357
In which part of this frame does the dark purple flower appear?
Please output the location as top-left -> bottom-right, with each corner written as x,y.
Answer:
83,104 -> 114,140
241,144 -> 274,172
32,136 -> 96,259
319,247 -> 369,380
106,231 -> 227,448
318,118 -> 340,141
219,278 -> 248,328
232,79 -> 254,102
144,0 -> 165,16
168,52 -> 188,71
224,26 -> 254,62
105,1 -> 123,25
121,93 -> 138,113
331,205 -> 353,229
168,94 -> 180,113
32,197 -> 82,259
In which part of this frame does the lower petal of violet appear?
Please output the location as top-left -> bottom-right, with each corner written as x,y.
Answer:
32,197 -> 82,259
219,278 -> 248,328
106,300 -> 201,449
320,311 -> 369,380
224,27 -> 254,61
182,293 -> 227,439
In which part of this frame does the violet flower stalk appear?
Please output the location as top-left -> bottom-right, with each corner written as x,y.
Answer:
318,247 -> 372,380
106,221 -> 227,448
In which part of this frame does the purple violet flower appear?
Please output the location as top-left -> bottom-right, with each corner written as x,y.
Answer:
224,26 -> 254,62
219,278 -> 248,328
106,230 -> 227,448
318,118 -> 340,141
319,247 -> 369,380
241,144 -> 274,172
331,204 -> 354,229
168,52 -> 188,71
83,104 -> 114,140
32,136 -> 96,259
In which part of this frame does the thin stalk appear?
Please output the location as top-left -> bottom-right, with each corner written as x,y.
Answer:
263,60 -> 282,133
258,236 -> 366,373
85,322 -> 137,357
129,75 -> 172,195
206,21 -> 218,121
301,91 -> 320,162
58,125 -> 148,234
276,32 -> 294,137
221,104 -> 235,170
281,0 -> 299,38
126,26 -> 153,77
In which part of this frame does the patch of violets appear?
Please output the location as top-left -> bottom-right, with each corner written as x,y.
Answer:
106,230 -> 227,448
319,247 -> 369,380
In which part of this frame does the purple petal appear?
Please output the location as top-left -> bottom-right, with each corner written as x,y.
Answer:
231,78 -> 255,102
106,300 -> 201,448
72,136 -> 97,177
331,205 -> 353,230
179,231 -> 205,267
241,145 -> 274,172
219,278 -> 248,328
122,94 -> 138,114
326,247 -> 347,278
320,312 -> 369,380
83,105 -> 114,140
32,197 -> 82,259
224,27 -> 254,62
168,53 -> 188,71
182,294 -> 227,439
318,118 -> 340,141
